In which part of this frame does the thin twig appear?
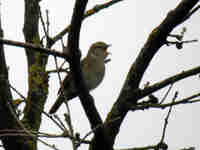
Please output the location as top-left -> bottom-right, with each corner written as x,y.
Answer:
8,82 -> 66,131
160,83 -> 174,104
76,116 -> 121,148
39,6 -> 48,38
160,91 -> 178,143
51,0 -> 123,45
167,39 -> 198,45
129,65 -> 200,103
46,68 -> 69,74
6,101 -> 59,150
0,129 -> 91,144
116,142 -> 168,150
53,53 -> 76,149
46,9 -> 50,36
131,92 -> 200,111
53,115 -> 68,131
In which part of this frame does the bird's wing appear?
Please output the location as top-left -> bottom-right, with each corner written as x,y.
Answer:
57,57 -> 87,95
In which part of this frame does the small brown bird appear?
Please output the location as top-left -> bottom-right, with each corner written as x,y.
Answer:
49,41 -> 111,114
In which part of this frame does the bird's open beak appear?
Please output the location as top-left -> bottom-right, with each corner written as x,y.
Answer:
106,44 -> 111,49
105,50 -> 111,58
106,44 -> 111,54
104,45 -> 111,63
107,44 -> 111,47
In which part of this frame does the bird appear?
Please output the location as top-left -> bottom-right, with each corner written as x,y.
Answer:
49,41 -> 111,114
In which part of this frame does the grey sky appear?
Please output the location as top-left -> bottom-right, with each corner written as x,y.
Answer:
1,0 -> 200,150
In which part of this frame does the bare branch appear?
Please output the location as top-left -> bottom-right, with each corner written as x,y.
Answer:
105,0 -> 199,148
116,142 -> 168,150
6,99 -> 58,150
76,116 -> 121,148
66,1 -> 92,149
8,82 -> 67,132
67,0 -> 114,149
129,65 -> 200,104
182,5 -> 200,22
0,38 -> 71,60
160,91 -> 178,143
67,0 -> 102,130
130,92 -> 200,111
46,68 -> 69,74
160,84 -> 174,104
39,6 -> 48,39
51,0 -> 123,46
46,9 -> 50,36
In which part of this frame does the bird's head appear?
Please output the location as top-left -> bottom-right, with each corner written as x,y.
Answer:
87,41 -> 111,61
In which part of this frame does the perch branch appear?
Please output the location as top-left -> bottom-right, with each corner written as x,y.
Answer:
0,38 -> 70,61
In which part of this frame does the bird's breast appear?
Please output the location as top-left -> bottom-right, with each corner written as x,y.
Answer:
83,61 -> 105,90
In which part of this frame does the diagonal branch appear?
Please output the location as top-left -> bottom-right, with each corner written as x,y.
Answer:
51,0 -> 123,46
129,65 -> 200,102
67,0 -> 113,150
104,0 -> 199,148
160,92 -> 178,143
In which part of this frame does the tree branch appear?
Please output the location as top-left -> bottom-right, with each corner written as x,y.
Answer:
104,0 -> 199,147
128,65 -> 200,103
130,92 -> 200,111
22,1 -> 49,149
51,0 -> 123,46
116,142 -> 168,150
0,10 -> 24,150
0,38 -> 70,61
67,0 -> 113,150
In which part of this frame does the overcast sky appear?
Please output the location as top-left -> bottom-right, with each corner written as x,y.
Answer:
1,0 -> 200,150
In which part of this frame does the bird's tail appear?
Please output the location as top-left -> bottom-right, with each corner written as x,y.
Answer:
49,95 -> 65,114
